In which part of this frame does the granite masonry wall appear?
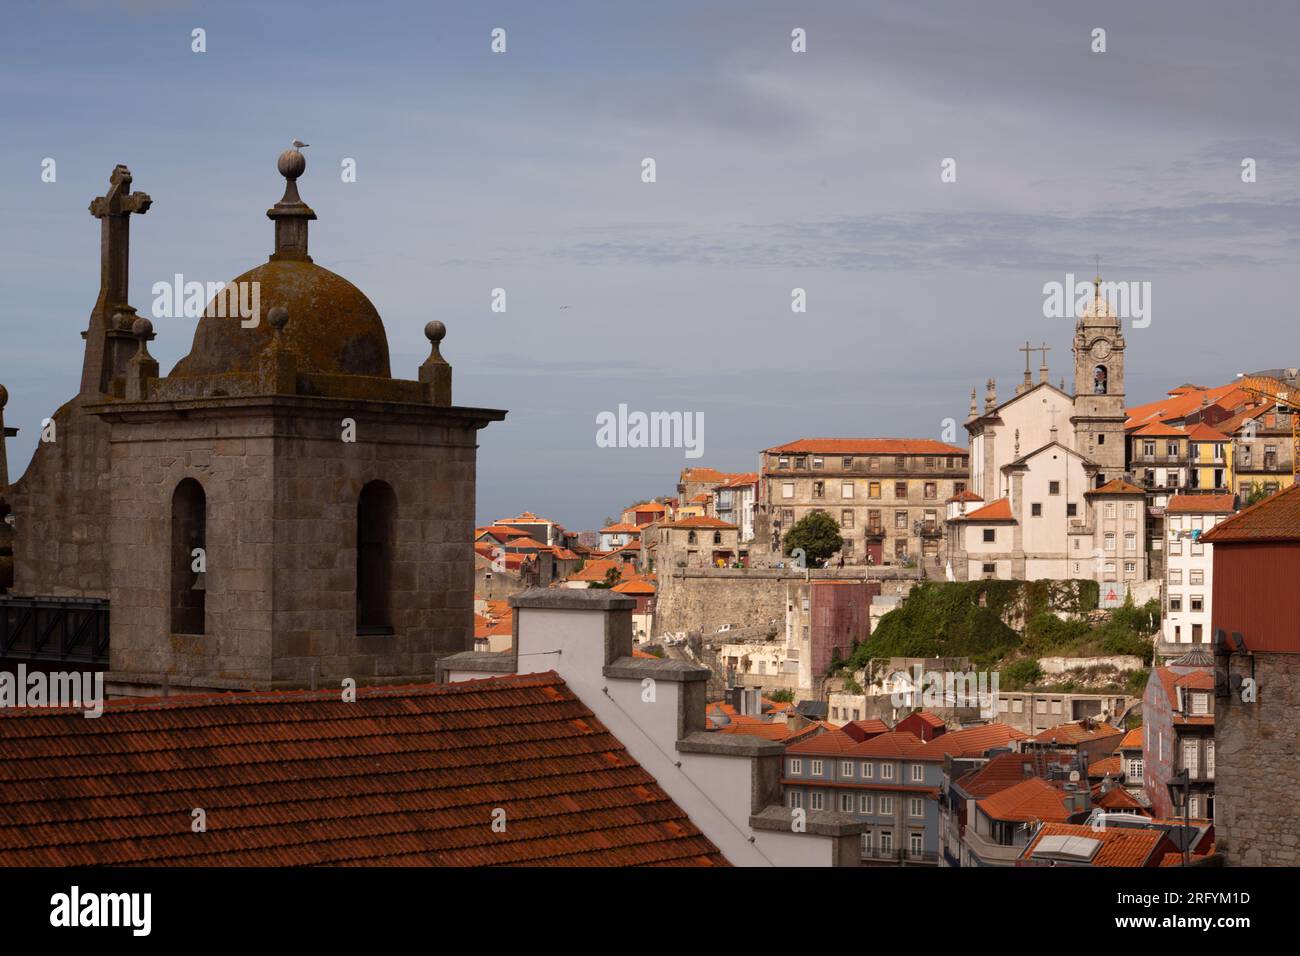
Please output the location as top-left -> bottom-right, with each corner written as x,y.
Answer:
1216,651 -> 1300,866
654,567 -> 920,640
9,396 -> 114,598
103,399 -> 479,690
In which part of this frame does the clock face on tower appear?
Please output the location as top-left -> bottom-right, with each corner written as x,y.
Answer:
1090,339 -> 1113,360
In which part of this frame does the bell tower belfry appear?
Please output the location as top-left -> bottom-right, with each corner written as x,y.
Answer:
1071,274 -> 1127,483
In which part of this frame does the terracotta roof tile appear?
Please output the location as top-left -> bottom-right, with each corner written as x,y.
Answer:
765,438 -> 967,456
1088,755 -> 1122,777
658,516 -> 737,530
1202,483 -> 1300,543
1024,822 -> 1167,867
912,723 -> 1027,761
1184,423 -> 1231,442
0,674 -> 729,867
955,751 -> 1077,800
785,729 -> 860,755
1086,479 -> 1147,496
847,730 -> 925,757
1030,720 -> 1124,745
977,777 -> 1072,823
963,497 -> 1014,521
1166,494 -> 1236,514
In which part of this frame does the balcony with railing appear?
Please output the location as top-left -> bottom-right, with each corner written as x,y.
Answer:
961,825 -> 1024,865
860,846 -> 939,865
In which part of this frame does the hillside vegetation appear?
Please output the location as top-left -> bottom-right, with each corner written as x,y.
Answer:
845,580 -> 1157,675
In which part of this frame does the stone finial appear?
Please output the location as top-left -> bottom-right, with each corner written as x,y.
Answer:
0,382 -> 9,492
267,148 -> 316,262
267,305 -> 289,340
260,306 -> 297,394
419,321 -> 452,406
985,377 -> 997,413
968,387 -> 977,419
125,317 -> 158,402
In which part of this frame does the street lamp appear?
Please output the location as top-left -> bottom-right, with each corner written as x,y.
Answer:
1165,768 -> 1192,866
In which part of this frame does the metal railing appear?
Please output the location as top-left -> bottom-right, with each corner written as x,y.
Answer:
0,596 -> 110,665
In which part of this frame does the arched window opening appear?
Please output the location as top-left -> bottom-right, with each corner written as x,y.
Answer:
687,530 -> 697,545
170,478 -> 206,635
1093,364 -> 1108,394
357,480 -> 396,634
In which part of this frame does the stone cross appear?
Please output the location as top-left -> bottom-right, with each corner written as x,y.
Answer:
89,165 -> 151,317
1019,340 -> 1034,377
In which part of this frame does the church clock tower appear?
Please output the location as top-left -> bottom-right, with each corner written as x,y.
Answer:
1071,276 -> 1127,483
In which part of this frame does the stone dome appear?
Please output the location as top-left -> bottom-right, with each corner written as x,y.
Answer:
168,257 -> 391,379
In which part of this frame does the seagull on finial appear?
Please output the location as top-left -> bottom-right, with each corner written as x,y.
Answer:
291,139 -> 310,149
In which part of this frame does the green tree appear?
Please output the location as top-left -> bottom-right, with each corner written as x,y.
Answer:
590,566 -> 622,589
1002,658 -> 1043,689
782,511 -> 843,566
1245,481 -> 1271,506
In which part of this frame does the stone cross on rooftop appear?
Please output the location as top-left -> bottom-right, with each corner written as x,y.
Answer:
89,165 -> 151,318
81,165 -> 151,396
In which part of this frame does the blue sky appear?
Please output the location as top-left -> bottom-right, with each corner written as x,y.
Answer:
2,0 -> 1298,529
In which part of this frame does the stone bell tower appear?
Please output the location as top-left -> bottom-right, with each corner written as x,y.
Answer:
1071,275 -> 1127,483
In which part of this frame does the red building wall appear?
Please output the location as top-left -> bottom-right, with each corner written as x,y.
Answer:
1211,542 -> 1300,654
809,580 -> 877,675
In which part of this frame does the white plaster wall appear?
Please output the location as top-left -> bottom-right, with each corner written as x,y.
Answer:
513,606 -> 782,865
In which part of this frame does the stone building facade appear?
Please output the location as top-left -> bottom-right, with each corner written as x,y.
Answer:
2,152 -> 504,694
756,439 -> 969,569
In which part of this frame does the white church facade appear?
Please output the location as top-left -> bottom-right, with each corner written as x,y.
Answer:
945,280 -> 1148,584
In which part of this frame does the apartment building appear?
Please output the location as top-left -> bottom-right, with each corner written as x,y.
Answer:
758,439 -> 969,568
1160,493 -> 1235,653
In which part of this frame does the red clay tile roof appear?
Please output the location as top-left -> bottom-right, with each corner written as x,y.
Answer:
659,516 -> 737,530
977,777 -> 1072,824
847,730 -> 925,757
631,501 -> 667,513
840,718 -> 891,741
1202,483 -> 1300,543
566,559 -> 639,583
1086,479 -> 1147,496
679,468 -> 743,484
1093,786 -> 1147,812
600,523 -> 643,534
1153,667 -> 1216,725
956,751 -> 1076,800
1124,383 -> 1249,431
475,525 -> 530,539
765,438 -> 967,456
1166,494 -> 1236,514
963,497 -> 1014,521
1184,423 -> 1232,442
0,673 -> 729,867
786,728 -> 861,755
716,473 -> 759,489
473,607 -> 513,639
612,578 -> 656,596
719,720 -> 829,744
912,723 -> 1027,761
1088,755 -> 1123,778
1119,728 -> 1143,750
1129,421 -> 1188,438
1024,822 -> 1167,867
1031,720 -> 1124,745
907,711 -> 946,728
947,490 -> 985,503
